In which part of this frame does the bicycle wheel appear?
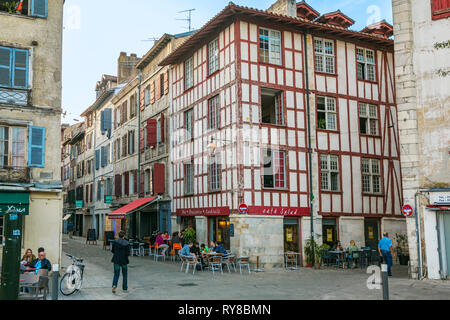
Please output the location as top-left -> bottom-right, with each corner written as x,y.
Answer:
60,273 -> 77,296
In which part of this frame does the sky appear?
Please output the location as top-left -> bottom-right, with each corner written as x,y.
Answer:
61,0 -> 393,124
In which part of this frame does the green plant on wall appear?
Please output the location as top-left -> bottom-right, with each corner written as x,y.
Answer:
184,227 -> 196,244
395,233 -> 409,256
434,40 -> 450,77
2,1 -> 19,14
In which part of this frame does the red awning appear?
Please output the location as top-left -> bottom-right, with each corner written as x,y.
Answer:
108,197 -> 158,220
426,205 -> 450,211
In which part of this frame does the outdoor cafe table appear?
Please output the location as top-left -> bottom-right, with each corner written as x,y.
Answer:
328,250 -> 346,268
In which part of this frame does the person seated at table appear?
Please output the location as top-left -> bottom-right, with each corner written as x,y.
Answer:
29,250 -> 52,274
150,232 -> 157,245
171,232 -> 181,246
347,240 -> 359,268
180,242 -> 196,259
190,242 -> 205,265
21,248 -> 36,267
155,232 -> 169,256
211,241 -> 228,255
200,243 -> 208,254
162,232 -> 170,240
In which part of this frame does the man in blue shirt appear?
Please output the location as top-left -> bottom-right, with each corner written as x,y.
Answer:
378,232 -> 395,276
180,242 -> 196,259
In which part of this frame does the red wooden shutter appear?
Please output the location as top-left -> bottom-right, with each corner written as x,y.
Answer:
160,113 -> 165,143
140,87 -> 145,111
140,127 -> 145,152
85,185 -> 89,203
124,171 -> 130,196
431,0 -> 450,19
150,82 -> 155,104
114,174 -> 121,197
156,77 -> 161,100
147,118 -> 157,147
164,70 -> 169,95
90,184 -> 93,203
153,163 -> 165,194
140,171 -> 145,197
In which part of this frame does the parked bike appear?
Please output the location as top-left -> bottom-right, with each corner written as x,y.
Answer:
59,253 -> 85,296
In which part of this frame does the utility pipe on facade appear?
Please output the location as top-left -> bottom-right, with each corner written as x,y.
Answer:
303,32 -> 315,266
137,73 -> 142,238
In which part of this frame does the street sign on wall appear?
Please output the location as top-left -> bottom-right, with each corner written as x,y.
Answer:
402,204 -> 413,217
239,204 -> 248,214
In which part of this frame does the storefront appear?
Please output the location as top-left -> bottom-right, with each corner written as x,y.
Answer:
364,218 -> 380,249
175,207 -> 230,247
0,192 -> 29,245
107,196 -> 159,239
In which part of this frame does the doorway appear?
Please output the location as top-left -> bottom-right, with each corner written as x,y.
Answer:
208,216 -> 230,250
283,219 -> 300,252
438,211 -> 450,279
364,219 -> 380,250
322,218 -> 337,248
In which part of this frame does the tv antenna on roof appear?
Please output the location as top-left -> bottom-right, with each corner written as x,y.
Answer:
177,8 -> 195,32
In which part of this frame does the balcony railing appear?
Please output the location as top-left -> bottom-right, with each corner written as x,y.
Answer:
0,87 -> 31,107
0,166 -> 31,183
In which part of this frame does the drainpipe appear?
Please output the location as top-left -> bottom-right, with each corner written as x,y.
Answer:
137,73 -> 142,238
92,115 -> 97,234
303,32 -> 315,266
414,191 -> 421,280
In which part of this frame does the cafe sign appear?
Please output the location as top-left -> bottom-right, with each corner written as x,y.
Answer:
176,207 -> 230,216
248,206 -> 310,216
0,204 -> 29,216
0,192 -> 29,216
431,192 -> 450,205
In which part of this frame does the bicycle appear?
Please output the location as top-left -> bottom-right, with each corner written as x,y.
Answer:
59,253 -> 85,296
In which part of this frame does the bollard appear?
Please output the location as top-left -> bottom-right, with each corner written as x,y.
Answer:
381,263 -> 389,300
52,264 -> 59,300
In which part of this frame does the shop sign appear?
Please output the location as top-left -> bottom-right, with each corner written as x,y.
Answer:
104,196 -> 113,204
176,207 -> 230,216
0,204 -> 29,216
75,200 -> 83,208
368,226 -> 374,240
248,206 -> 309,216
431,193 -> 450,205
286,228 -> 293,242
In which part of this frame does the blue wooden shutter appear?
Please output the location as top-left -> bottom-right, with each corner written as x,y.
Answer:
95,149 -> 100,170
0,47 -> 12,87
31,0 -> 47,18
13,49 -> 28,89
28,126 -> 45,168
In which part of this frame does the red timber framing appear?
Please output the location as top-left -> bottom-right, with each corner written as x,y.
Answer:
161,3 -> 401,219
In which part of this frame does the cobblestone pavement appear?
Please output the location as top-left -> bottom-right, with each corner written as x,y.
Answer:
58,235 -> 450,300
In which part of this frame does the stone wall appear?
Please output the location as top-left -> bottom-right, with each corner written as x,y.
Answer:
267,0 -> 297,18
339,217 -> 365,248
230,215 -> 284,268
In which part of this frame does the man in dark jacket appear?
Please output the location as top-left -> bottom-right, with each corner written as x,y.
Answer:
111,231 -> 130,293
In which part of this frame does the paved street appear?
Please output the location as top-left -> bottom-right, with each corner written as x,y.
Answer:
57,235 -> 450,300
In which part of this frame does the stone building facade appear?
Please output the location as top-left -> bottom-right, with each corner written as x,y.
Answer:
161,1 -> 406,267
0,0 -> 64,265
393,0 -> 450,279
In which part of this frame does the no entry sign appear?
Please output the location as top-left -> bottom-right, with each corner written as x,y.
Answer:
239,204 -> 248,214
402,204 -> 413,217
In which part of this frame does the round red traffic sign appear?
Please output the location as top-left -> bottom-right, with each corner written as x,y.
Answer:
402,204 -> 413,217
239,204 -> 248,214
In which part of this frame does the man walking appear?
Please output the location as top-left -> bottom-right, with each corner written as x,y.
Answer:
378,232 -> 395,276
111,231 -> 130,293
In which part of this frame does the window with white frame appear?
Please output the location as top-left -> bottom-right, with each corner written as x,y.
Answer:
259,28 -> 282,65
361,158 -> 381,194
320,154 -> 340,191
263,149 -> 286,189
184,57 -> 193,90
185,162 -> 194,194
359,103 -> 378,135
0,126 -> 26,168
357,48 -> 376,81
314,38 -> 335,74
209,153 -> 221,191
208,95 -> 220,130
317,96 -> 337,130
208,38 -> 219,75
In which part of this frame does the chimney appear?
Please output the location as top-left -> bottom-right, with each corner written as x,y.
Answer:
117,52 -> 140,84
267,0 -> 297,18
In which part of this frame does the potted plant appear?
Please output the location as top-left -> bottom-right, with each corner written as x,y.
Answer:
2,1 -> 19,14
395,233 -> 409,265
314,243 -> 331,269
184,227 -> 196,244
304,237 -> 316,267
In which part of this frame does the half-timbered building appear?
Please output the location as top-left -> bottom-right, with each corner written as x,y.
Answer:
160,0 -> 406,267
